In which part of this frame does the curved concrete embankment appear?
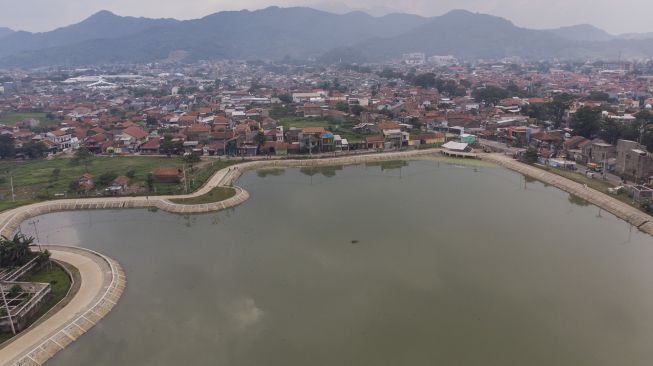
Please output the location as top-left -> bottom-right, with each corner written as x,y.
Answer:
0,149 -> 440,237
481,153 -> 653,236
0,245 -> 125,366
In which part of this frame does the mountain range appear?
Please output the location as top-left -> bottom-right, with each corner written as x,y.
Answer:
1,7 -> 653,67
546,24 -> 653,42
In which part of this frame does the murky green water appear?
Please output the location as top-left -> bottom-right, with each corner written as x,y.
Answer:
21,159 -> 653,366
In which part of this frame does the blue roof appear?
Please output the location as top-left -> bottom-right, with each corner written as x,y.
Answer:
322,133 -> 334,138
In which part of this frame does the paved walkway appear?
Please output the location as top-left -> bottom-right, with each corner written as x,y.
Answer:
0,149 -> 442,237
0,245 -> 125,366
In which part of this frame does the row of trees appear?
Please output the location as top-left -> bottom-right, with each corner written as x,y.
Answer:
0,135 -> 48,159
0,234 -> 35,268
569,108 -> 653,151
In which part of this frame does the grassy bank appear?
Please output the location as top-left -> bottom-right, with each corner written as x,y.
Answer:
0,261 -> 74,345
0,157 -> 235,211
169,186 -> 236,205
537,165 -> 646,212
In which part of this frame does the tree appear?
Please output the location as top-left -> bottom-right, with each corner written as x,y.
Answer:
160,135 -> 182,156
68,180 -> 80,193
0,134 -> 15,158
350,105 -> 365,116
21,141 -> 47,159
587,91 -> 610,102
472,86 -> 509,105
277,94 -> 293,104
253,130 -> 266,149
182,153 -> 201,170
335,101 -> 349,112
522,148 -> 539,164
549,93 -> 575,128
71,147 -> 93,171
145,116 -> 158,126
96,171 -> 118,187
599,119 -> 623,144
571,107 -> 601,138
0,234 -> 34,268
412,73 -> 436,88
146,173 -> 154,193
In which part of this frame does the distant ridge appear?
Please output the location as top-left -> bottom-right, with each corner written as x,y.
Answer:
547,24 -> 614,42
0,27 -> 14,39
1,7 -> 653,67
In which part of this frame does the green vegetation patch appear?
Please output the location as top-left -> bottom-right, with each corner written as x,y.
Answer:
279,117 -> 371,142
0,261 -> 74,345
0,157 -> 235,210
169,186 -> 236,205
0,112 -> 48,125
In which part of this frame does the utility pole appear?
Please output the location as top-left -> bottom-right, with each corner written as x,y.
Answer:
183,164 -> 188,194
30,219 -> 42,252
1,283 -> 16,335
10,175 -> 14,202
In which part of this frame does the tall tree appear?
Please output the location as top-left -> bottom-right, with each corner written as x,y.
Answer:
571,107 -> 601,138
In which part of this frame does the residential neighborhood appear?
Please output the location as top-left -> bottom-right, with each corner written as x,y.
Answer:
0,58 -> 652,208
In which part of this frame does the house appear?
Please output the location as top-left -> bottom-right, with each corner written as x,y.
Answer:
184,124 -> 211,143
46,130 -> 73,151
78,173 -> 94,191
120,126 -> 149,148
582,140 -> 616,167
107,176 -> 130,193
139,137 -> 161,155
238,144 -> 258,156
152,167 -> 182,183
300,127 -> 329,153
418,132 -> 445,145
297,103 -> 324,118
615,139 -> 653,181
365,135 -> 385,149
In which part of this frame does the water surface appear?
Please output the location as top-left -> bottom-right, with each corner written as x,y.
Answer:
20,159 -> 653,366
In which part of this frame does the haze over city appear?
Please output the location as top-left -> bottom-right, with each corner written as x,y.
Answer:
1,1 -> 653,366
2,0 -> 653,34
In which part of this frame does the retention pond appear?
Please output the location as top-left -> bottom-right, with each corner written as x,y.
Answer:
19,159 -> 653,366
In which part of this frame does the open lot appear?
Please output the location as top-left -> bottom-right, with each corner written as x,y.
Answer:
279,117 -> 371,142
0,112 -> 49,125
0,156 -> 234,211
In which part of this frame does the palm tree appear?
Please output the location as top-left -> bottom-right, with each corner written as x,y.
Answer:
0,234 -> 35,268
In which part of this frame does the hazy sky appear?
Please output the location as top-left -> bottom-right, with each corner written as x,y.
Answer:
1,0 -> 650,34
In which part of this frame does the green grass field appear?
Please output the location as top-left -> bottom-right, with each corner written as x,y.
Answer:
0,156 -> 234,210
279,117 -> 370,142
169,186 -> 236,205
0,112 -> 48,125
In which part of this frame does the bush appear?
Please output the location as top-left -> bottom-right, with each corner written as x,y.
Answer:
9,284 -> 22,297
97,171 -> 118,187
126,170 -> 136,179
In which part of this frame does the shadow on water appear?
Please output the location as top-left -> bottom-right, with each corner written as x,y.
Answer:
364,160 -> 409,171
568,193 -> 591,207
299,165 -> 344,178
257,168 -> 287,178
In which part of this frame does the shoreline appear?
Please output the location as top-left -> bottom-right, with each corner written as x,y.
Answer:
0,149 -> 442,237
0,148 -> 651,364
480,153 -> 653,236
0,245 -> 125,366
0,148 -> 652,237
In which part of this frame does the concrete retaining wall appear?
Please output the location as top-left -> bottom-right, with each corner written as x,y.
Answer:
481,153 -> 653,237
0,149 -> 439,237
4,245 -> 126,366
